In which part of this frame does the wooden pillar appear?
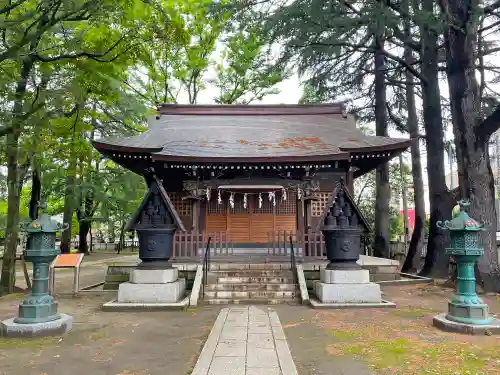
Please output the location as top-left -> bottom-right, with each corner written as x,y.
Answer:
199,199 -> 207,232
191,200 -> 199,230
345,167 -> 354,194
304,200 -> 312,232
297,198 -> 305,234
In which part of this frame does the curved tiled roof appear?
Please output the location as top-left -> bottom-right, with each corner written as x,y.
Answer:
93,104 -> 410,162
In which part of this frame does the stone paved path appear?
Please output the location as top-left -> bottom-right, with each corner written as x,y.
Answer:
192,306 -> 298,375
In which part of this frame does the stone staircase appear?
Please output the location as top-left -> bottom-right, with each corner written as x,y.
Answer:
203,264 -> 299,305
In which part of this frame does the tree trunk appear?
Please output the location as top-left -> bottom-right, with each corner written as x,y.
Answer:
373,35 -> 391,258
117,221 -> 126,254
440,0 -> 500,291
0,58 -> 34,295
29,166 -> 41,220
418,0 -> 452,278
401,6 -> 426,273
78,220 -> 90,255
107,215 -> 115,243
60,125 -> 78,253
77,190 -> 95,255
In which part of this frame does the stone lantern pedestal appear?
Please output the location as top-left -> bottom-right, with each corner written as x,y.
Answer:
314,224 -> 382,304
311,182 -> 392,308
0,209 -> 73,337
103,178 -> 189,310
433,200 -> 500,334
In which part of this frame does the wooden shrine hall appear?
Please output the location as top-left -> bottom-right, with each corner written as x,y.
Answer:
93,103 -> 411,255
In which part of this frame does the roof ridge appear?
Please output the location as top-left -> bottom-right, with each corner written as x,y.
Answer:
157,103 -> 348,116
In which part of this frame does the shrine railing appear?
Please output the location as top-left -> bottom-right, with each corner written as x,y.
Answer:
173,231 -> 204,259
172,231 -> 233,260
169,229 -> 426,262
267,231 -> 298,256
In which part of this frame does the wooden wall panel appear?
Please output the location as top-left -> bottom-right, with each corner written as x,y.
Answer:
206,215 -> 227,233
228,214 -> 251,242
250,214 -> 274,243
275,216 -> 297,233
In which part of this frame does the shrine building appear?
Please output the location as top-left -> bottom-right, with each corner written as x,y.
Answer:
93,103 -> 411,253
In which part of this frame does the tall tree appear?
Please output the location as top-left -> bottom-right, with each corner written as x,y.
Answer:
400,0 -> 427,273
439,0 -> 500,290
373,5 -> 391,258
0,0 -> 151,294
213,27 -> 288,104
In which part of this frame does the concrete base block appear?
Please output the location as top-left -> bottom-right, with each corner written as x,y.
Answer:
433,313 -> 500,335
310,298 -> 396,309
130,268 -> 178,284
102,296 -> 190,311
117,278 -> 186,303
314,282 -> 382,303
0,313 -> 73,337
320,269 -> 370,284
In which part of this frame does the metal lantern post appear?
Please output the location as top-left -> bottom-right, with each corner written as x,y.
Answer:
130,181 -> 180,269
1,205 -> 73,338
321,187 -> 365,270
433,200 -> 500,333
322,212 -> 364,270
15,211 -> 68,324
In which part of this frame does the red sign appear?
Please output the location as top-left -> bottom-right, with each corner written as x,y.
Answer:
400,209 -> 416,230
52,253 -> 84,268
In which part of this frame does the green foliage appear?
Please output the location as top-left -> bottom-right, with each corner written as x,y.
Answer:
355,157 -> 414,235
0,188 -> 31,238
390,214 -> 405,241
128,0 -> 228,106
213,27 -> 290,104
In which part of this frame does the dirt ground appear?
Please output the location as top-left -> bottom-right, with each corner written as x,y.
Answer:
0,251 -> 133,274
1,267 -> 500,375
0,293 -> 220,375
277,283 -> 500,375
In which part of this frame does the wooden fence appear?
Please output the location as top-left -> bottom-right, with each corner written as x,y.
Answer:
265,230 -> 428,261
172,231 -> 233,259
62,230 -> 428,262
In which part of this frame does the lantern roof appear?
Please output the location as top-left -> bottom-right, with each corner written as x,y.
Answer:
125,176 -> 186,232
317,180 -> 371,232
437,200 -> 485,231
25,212 -> 67,233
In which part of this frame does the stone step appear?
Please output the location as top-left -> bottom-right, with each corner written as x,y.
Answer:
211,270 -> 294,277
209,263 -> 293,271
204,290 -> 297,299
203,298 -> 297,305
217,276 -> 295,284
206,283 -> 297,291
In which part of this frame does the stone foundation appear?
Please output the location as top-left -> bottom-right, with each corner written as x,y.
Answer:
103,264 -> 195,291
433,313 -> 500,335
313,269 -> 382,304
117,268 -> 186,304
0,313 -> 73,338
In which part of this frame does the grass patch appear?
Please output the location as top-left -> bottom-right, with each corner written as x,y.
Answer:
0,292 -> 25,300
390,307 -> 435,319
0,336 -> 59,349
89,331 -> 106,341
104,262 -> 135,267
328,329 -> 362,341
328,335 -> 495,375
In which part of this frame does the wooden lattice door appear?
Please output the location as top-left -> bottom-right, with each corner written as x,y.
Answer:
250,194 -> 274,243
206,192 -> 227,233
275,192 -> 297,234
228,194 -> 251,243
